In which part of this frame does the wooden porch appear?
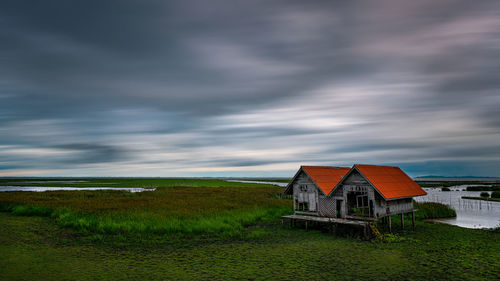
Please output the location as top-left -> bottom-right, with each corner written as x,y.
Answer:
281,214 -> 371,237
282,212 -> 415,238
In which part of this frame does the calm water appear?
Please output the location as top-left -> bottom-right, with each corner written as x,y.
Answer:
0,186 -> 155,193
415,186 -> 500,229
226,180 -> 288,187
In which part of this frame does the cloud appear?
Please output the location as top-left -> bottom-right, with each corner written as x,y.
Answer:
0,0 -> 500,177
54,143 -> 128,164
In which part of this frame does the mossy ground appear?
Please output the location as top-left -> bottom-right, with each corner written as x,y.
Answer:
1,213 -> 499,280
0,178 -> 499,280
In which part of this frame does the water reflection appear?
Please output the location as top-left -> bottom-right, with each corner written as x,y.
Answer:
415,186 -> 500,229
226,180 -> 288,187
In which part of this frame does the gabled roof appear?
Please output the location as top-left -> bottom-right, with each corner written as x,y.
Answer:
283,166 -> 350,195
350,164 -> 427,200
302,166 -> 351,195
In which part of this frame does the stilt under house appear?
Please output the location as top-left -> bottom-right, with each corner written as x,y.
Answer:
282,164 -> 427,231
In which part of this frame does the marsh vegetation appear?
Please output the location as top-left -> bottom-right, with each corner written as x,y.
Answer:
0,178 -> 499,280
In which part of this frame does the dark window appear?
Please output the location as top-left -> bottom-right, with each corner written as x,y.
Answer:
295,201 -> 309,211
347,191 -> 370,216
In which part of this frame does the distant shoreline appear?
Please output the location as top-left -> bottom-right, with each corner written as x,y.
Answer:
415,177 -> 500,183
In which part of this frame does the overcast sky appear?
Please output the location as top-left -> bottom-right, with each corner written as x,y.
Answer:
1,0 -> 500,177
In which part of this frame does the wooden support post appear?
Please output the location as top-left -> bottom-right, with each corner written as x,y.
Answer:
412,211 -> 415,230
401,213 -> 404,231
281,218 -> 284,227
305,220 -> 308,231
388,216 -> 392,233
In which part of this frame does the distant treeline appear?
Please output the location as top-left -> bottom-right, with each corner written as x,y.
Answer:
465,186 -> 500,191
418,182 -> 500,190
418,182 -> 470,188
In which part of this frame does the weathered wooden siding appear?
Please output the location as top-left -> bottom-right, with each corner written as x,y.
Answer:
374,192 -> 387,217
291,171 -> 318,214
386,198 -> 413,215
334,170 -> 373,218
342,171 -> 369,185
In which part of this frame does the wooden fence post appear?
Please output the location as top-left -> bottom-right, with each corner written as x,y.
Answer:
401,213 -> 404,230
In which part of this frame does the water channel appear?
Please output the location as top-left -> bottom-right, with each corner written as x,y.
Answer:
0,186 -> 155,193
415,186 -> 500,229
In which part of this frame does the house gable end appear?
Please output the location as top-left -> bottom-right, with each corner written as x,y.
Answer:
283,168 -> 304,195
283,167 -> 326,196
328,166 -> 388,200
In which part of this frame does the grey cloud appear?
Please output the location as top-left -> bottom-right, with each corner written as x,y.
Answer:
54,143 -> 128,164
0,0 -> 372,118
0,143 -> 128,173
1,0 -> 500,176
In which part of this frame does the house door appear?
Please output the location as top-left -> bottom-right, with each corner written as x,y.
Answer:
336,200 -> 342,218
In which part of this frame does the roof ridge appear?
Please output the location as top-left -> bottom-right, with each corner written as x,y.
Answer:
300,166 -> 351,195
301,165 -> 350,169
354,164 -> 399,168
354,165 -> 426,199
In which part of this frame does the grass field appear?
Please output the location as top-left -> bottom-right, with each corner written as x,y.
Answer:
0,178 -> 289,238
0,178 -> 499,280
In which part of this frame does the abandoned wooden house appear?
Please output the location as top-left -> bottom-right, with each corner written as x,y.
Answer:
282,164 -> 427,231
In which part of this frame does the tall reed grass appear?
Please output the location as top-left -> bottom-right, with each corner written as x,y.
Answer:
414,202 -> 456,219
0,179 -> 291,237
0,203 -> 289,236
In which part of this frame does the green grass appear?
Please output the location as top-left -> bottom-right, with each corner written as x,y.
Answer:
466,186 -> 500,191
0,212 -> 498,280
0,177 -> 276,188
413,201 -> 456,219
0,180 -> 459,237
492,191 -> 500,198
0,178 -> 498,280
0,179 -> 289,237
480,192 -> 490,198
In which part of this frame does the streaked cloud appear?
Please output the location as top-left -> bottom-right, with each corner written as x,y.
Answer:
0,0 -> 499,177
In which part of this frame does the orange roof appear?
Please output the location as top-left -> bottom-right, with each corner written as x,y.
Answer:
302,166 -> 350,195
354,164 -> 427,200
